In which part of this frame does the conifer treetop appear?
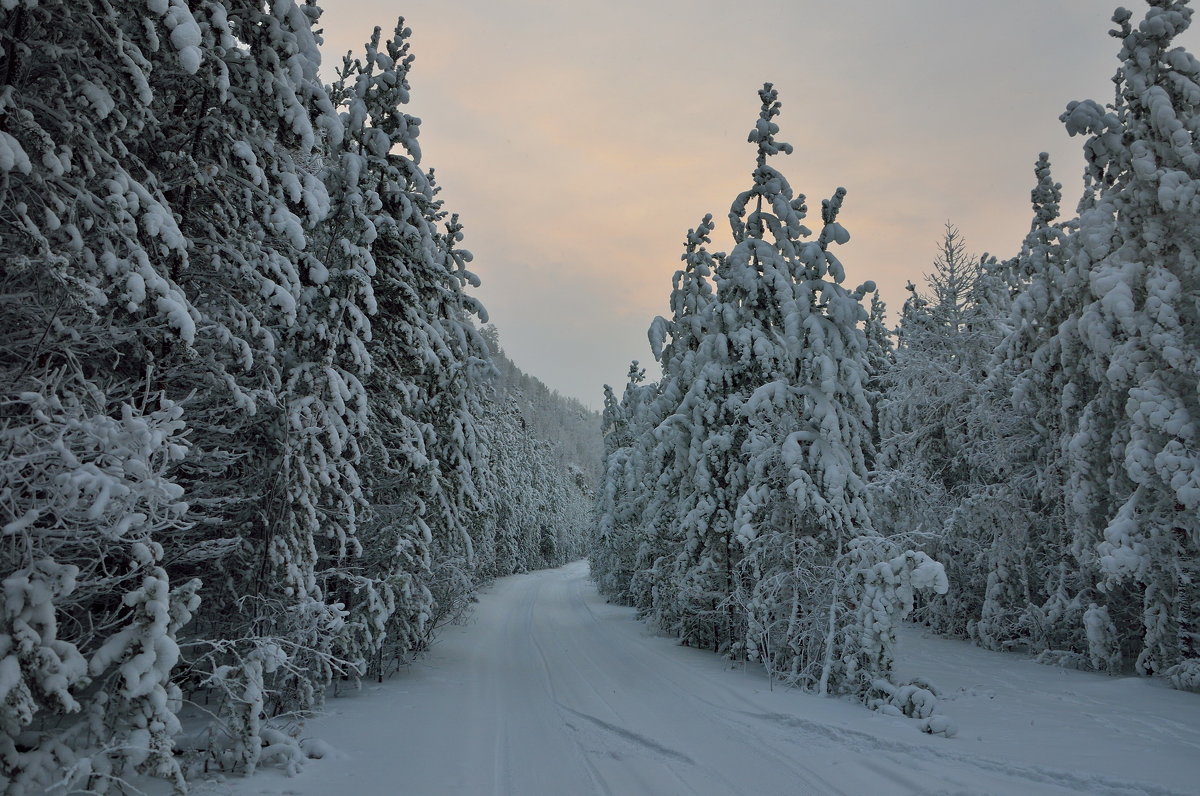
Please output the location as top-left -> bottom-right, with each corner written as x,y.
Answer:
730,84 -> 810,248
1030,152 -> 1062,230
1062,0 -> 1200,201
747,82 -> 794,167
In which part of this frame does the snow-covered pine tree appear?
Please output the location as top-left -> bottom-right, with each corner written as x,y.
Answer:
497,394 -> 547,574
420,204 -> 493,586
1053,0 -> 1200,678
472,384 -> 525,581
593,218 -> 722,613
469,328 -> 599,585
653,295 -> 745,654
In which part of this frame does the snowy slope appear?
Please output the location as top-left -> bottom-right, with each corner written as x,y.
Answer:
208,561 -> 1200,796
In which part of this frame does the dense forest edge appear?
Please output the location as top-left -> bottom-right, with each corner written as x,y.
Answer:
0,4 -> 596,792
591,0 -> 1198,729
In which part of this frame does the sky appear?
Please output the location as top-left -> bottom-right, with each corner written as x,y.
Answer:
318,1 -> 1196,410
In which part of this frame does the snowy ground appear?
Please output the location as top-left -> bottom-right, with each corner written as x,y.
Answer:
205,560 -> 1200,796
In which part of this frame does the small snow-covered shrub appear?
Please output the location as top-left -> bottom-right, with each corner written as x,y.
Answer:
1083,604 -> 1122,673
835,540 -> 949,696
257,726 -> 307,777
301,736 -> 336,760
1165,660 -> 1200,693
868,677 -> 956,738
918,715 -> 958,738
868,678 -> 937,719
1034,649 -> 1093,671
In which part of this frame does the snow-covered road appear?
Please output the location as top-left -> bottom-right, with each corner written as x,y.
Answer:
222,560 -> 1200,796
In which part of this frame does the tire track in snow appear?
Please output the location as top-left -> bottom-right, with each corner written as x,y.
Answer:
531,565 -> 705,796
524,575 -> 621,796
729,709 -> 1188,796
557,704 -> 697,765
551,567 -> 858,796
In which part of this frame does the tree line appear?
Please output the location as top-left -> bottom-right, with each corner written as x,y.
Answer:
0,3 -> 596,792
593,0 -> 1199,718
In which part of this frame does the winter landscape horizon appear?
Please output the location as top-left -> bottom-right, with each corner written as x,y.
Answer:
2,1 -> 1198,795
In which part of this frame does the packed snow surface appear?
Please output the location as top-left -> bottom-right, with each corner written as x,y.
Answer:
214,561 -> 1199,796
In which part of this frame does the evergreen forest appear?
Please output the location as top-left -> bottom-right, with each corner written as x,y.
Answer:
1,0 -> 1197,793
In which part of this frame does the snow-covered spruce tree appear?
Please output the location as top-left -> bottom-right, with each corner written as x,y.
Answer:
940,253 -> 1029,651
501,396 -> 553,573
713,86 -> 943,694
276,36 -> 382,724
972,154 -> 1076,654
472,389 -> 525,581
1001,155 -> 1091,659
651,309 -> 743,655
1051,0 -> 1200,678
319,20 -> 458,682
874,225 -> 996,638
0,1 -> 211,789
862,290 -> 892,467
642,210 -> 784,653
628,217 -> 720,618
611,86 -> 946,696
595,220 -> 721,616
128,0 -> 362,774
557,462 -> 597,565
417,203 -> 493,592
592,364 -> 655,604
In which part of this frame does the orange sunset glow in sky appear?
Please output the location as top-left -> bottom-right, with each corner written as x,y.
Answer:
318,1 -> 1198,409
